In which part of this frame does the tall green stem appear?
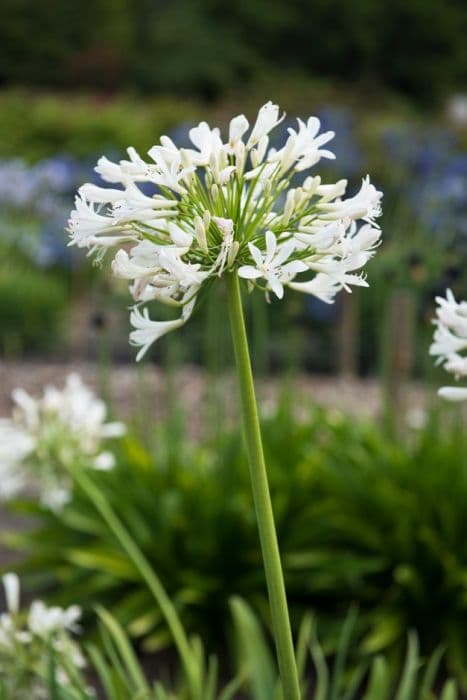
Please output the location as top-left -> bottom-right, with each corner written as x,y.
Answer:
226,273 -> 301,700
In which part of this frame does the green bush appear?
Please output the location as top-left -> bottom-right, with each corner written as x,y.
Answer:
6,398 -> 467,680
0,260 -> 68,355
1,0 -> 466,102
5,601 -> 458,699
0,91 -> 200,161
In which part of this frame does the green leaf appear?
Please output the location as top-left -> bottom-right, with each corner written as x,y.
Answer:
97,606 -> 150,693
395,632 -> 419,700
364,656 -> 390,700
230,596 -> 277,700
440,679 -> 458,700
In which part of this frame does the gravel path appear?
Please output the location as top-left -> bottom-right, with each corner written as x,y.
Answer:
0,361 -> 428,423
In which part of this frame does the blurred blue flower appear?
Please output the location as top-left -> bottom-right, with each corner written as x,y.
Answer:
380,124 -> 467,243
0,155 -> 84,268
316,107 -> 363,177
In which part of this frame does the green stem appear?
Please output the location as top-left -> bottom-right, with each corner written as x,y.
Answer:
226,273 -> 301,700
67,463 -> 202,700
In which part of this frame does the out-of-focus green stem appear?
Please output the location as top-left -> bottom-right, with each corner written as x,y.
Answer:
226,273 -> 301,700
67,463 -> 202,700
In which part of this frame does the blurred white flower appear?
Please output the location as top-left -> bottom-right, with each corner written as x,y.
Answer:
405,407 -> 428,430
0,374 -> 126,510
69,101 -> 382,360
430,289 -> 467,401
438,386 -> 467,401
0,573 -> 85,693
2,573 -> 20,615
28,600 -> 81,637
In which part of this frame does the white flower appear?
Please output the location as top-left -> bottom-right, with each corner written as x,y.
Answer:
238,231 -> 307,299
28,600 -> 81,637
406,408 -> 427,430
130,292 -> 196,361
0,421 -> 34,501
438,386 -> 467,401
41,485 -> 72,513
69,101 -> 382,359
319,176 -> 383,225
289,273 -> 343,303
188,122 -> 224,165
93,451 -> 116,470
3,573 -> 20,615
272,116 -> 335,171
0,574 -> 86,691
430,324 -> 467,360
431,289 -> 467,401
0,375 -> 126,510
247,101 -> 283,147
229,114 -> 249,146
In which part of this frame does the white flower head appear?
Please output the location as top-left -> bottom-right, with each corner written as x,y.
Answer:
68,101 -> 382,360
0,375 -> 126,510
430,289 -> 467,401
0,573 -> 86,692
28,600 -> 81,637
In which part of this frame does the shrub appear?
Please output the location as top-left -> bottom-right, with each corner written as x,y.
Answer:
0,91 -> 201,161
6,398 -> 467,681
0,260 -> 68,355
1,0 -> 467,102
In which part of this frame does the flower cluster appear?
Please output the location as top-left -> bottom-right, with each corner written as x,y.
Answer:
430,289 -> 467,401
0,374 -> 125,511
68,101 -> 383,360
0,573 -> 86,698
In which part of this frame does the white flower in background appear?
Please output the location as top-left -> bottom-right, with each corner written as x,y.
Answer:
0,374 -> 126,511
28,600 -> 81,637
69,101 -> 383,360
0,573 -> 86,695
430,289 -> 467,401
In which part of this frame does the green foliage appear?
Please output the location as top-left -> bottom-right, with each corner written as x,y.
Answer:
12,604 -> 458,699
6,400 -> 467,680
0,259 -> 67,355
232,600 -> 460,700
0,91 -> 200,161
1,0 -> 466,102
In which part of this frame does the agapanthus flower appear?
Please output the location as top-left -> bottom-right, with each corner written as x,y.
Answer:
68,101 -> 383,360
0,573 -> 86,698
0,374 -> 125,511
430,289 -> 467,401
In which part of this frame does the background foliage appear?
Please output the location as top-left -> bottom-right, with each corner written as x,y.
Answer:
7,397 -> 467,681
1,0 -> 467,103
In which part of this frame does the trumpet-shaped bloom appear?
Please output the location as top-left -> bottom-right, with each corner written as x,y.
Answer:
68,101 -> 383,360
238,231 -> 307,299
430,289 -> 467,401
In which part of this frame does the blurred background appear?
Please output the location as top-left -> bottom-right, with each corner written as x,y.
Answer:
2,0 -> 467,689
0,0 -> 467,383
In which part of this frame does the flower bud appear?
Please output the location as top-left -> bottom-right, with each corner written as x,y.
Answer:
250,148 -> 260,169
234,141 -> 246,173
227,240 -> 240,267
229,114 -> 249,145
203,210 -> 211,229
194,215 -> 208,254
